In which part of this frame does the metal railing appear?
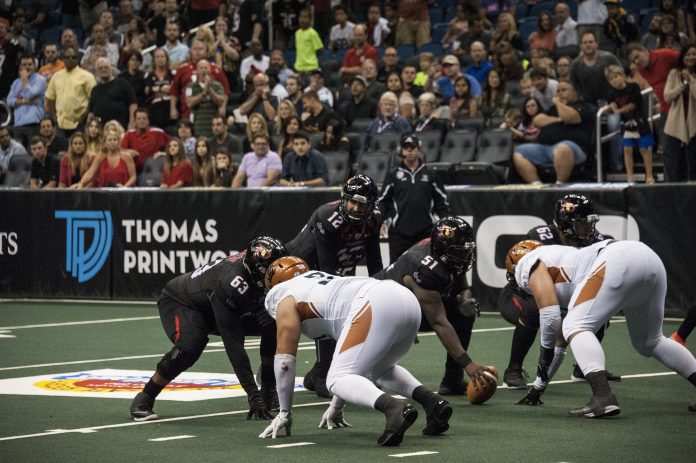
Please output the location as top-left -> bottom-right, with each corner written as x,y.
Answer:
595,87 -> 658,182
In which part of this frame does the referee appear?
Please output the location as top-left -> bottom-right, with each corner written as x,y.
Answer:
378,134 -> 450,263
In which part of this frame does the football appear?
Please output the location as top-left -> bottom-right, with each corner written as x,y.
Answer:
467,366 -> 498,405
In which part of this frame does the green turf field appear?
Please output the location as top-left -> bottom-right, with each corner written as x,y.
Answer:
1,301 -> 694,463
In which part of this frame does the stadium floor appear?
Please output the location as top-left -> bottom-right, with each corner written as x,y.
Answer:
0,300 -> 694,463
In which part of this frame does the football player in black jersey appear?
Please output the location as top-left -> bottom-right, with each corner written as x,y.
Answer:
499,194 -> 620,391
286,174 -> 384,397
374,216 -> 494,394
129,236 -> 287,422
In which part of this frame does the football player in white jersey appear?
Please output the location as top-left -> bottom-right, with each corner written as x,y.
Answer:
258,256 -> 457,446
508,239 -> 696,417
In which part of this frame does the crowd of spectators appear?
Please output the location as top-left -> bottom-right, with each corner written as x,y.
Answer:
1,0 -> 695,189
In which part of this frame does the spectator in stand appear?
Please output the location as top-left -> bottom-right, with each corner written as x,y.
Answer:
442,2 -> 470,52
662,32 -> 683,51
385,71 -> 416,122
529,47 -> 557,78
489,12 -> 523,56
339,75 -> 378,127
144,48 -> 175,130
279,131 -> 329,187
576,0 -> 607,44
361,58 -> 385,101
38,43 -> 64,83
121,108 -> 170,173
530,67 -> 559,112
401,65 -> 422,99
0,127 -> 28,184
520,98 -> 543,142
395,0 -> 430,48
413,92 -> 448,138
59,28 -> 82,54
84,10 -> 124,48
555,56 -> 573,82
479,0 -> 515,27
271,0 -> 305,49
662,44 -> 696,182
479,68 -> 510,128
499,107 -> 524,143
232,133 -> 282,187
208,115 -> 237,156
329,4 -> 355,53
340,24 -> 378,80
274,100 -> 299,137
603,0 -> 640,57
377,46 -> 401,81
529,11 -> 557,54
9,11 -> 35,56
317,118 -> 352,154
59,132 -> 97,188
187,59 -> 228,138
45,47 -> 96,137
304,70 -> 334,108
268,50 -> 293,86
162,21 -> 189,70
301,90 -> 335,133
177,120 -> 197,157
213,146 -> 236,187
513,81 -> 594,184
29,135 -> 58,189
428,54 -> 482,102
116,0 -> 141,35
364,91 -> 412,151
456,15 -> 491,56
170,39 -> 230,121
465,41 -> 493,88
414,52 -> 435,87
82,23 -> 120,70
555,2 -> 578,53
494,41 -> 525,82
39,116 -> 68,157
239,72 -> 278,121
449,75 -> 478,128
285,74 -> 305,115
641,13 -> 663,51
149,0 -> 188,47
658,14 -> 690,49
161,137 -> 193,188
658,0 -> 686,34
7,54 -> 46,147
85,116 -> 104,154
240,39 -> 269,85
383,2 -> 399,47
88,57 -> 137,130
242,113 -> 272,153
366,4 -> 391,48
278,115 -> 301,158
605,64 -> 655,184
118,50 -> 147,105
294,8 -> 323,75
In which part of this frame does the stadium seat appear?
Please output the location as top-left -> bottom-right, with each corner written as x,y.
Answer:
449,162 -> 499,185
440,131 -> 477,163
3,155 -> 32,187
370,132 -> 401,153
432,23 -> 449,44
323,150 -> 351,186
454,117 -> 484,133
417,131 -> 443,163
519,21 -> 538,39
284,50 -> 296,67
396,45 -> 416,60
349,118 -> 373,133
488,116 -> 506,129
358,151 -> 394,185
427,161 -> 452,184
138,156 -> 166,187
429,7 -> 445,24
309,132 -> 324,148
346,132 -> 365,158
476,129 -> 513,182
417,43 -> 444,56
531,1 -> 556,16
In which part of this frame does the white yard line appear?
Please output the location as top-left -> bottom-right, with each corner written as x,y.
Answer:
389,451 -> 439,458
148,435 -> 196,442
266,442 -> 315,448
0,316 -> 160,330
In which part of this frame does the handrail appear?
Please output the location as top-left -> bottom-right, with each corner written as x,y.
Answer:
0,100 -> 12,127
594,87 -> 656,182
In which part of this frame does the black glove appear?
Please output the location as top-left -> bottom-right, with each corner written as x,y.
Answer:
256,309 -> 276,330
247,391 -> 274,420
516,386 -> 545,406
459,297 -> 480,317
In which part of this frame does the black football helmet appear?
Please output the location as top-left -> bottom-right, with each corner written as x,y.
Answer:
430,217 -> 476,272
339,174 -> 378,224
553,194 -> 600,246
243,236 -> 287,289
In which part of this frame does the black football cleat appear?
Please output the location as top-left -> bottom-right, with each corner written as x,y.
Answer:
516,386 -> 544,406
569,394 -> 620,418
422,397 -> 453,436
571,364 -> 621,382
303,365 -> 317,391
130,392 -> 158,422
689,402 -> 696,412
503,368 -> 529,390
437,379 -> 467,396
377,401 -> 418,446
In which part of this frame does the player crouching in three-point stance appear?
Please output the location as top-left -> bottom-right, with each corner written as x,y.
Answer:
509,239 -> 696,417
259,256 -> 454,446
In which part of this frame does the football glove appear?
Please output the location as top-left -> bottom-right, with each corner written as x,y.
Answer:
319,404 -> 351,429
458,297 -> 480,317
256,309 -> 276,330
516,386 -> 545,406
259,410 -> 292,438
247,391 -> 274,420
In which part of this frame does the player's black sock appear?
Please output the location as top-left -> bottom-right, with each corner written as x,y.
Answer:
143,379 -> 165,399
412,385 -> 436,411
374,393 -> 398,413
688,372 -> 696,388
315,338 -> 336,378
508,324 -> 537,370
260,363 -> 275,387
585,371 -> 612,397
678,304 -> 696,341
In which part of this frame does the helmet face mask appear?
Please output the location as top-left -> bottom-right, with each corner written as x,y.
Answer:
339,174 -> 378,224
243,236 -> 287,289
430,217 -> 476,272
554,194 -> 599,246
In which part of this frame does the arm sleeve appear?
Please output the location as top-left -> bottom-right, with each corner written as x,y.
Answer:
25,75 -> 47,100
210,292 -> 259,396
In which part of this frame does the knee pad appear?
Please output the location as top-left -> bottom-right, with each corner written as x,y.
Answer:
156,346 -> 203,381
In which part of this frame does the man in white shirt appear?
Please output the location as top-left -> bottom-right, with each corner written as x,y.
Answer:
240,40 -> 270,86
555,2 -> 578,50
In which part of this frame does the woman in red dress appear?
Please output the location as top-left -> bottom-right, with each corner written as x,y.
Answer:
161,137 -> 193,188
93,129 -> 137,188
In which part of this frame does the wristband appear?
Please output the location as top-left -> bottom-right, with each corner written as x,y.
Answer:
455,352 -> 472,368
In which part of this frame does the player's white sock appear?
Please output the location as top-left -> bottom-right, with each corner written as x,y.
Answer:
569,331 -> 606,375
375,365 -> 422,397
329,374 -> 384,408
651,335 -> 696,378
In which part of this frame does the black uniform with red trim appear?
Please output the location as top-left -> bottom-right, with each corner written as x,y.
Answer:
159,252 -> 274,396
285,200 -> 384,277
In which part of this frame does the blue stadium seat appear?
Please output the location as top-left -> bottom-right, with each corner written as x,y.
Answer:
519,21 -> 538,39
417,43 -> 444,56
623,0 -> 650,13
531,1 -> 556,16
432,23 -> 449,44
396,45 -> 416,60
429,7 -> 445,24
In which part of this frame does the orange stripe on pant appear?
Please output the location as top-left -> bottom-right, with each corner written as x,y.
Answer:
574,262 -> 607,306
339,302 -> 373,354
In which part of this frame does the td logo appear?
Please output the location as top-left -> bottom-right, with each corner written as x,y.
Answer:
55,211 -> 113,283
